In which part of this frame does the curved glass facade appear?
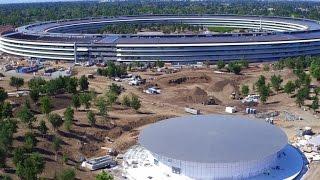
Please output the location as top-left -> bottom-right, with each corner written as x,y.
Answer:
1,15 -> 320,62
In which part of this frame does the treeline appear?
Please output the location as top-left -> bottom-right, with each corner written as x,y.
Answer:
2,0 -> 320,26
99,23 -> 204,34
241,56 -> 320,109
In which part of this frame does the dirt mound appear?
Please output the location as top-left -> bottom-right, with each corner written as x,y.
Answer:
156,72 -> 211,87
184,87 -> 208,103
168,75 -> 210,85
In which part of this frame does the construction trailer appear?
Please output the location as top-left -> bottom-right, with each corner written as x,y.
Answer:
81,155 -> 117,171
185,107 -> 200,115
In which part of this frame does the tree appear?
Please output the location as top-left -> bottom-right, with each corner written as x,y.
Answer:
311,96 -> 319,112
57,168 -> 76,180
24,132 -> 37,151
9,76 -> 24,91
259,84 -> 270,104
66,77 -> 78,94
13,147 -> 26,166
38,120 -> 48,138
270,74 -> 283,93
155,60 -> 165,68
284,81 -> 296,95
109,83 -> 122,95
80,93 -> 92,110
0,88 -> 8,103
63,106 -> 74,131
238,60 -> 249,68
40,96 -> 52,116
241,85 -> 249,96
17,103 -> 36,129
48,113 -> 63,132
255,75 -> 266,91
130,94 -> 141,111
121,95 -> 131,107
79,75 -> 89,91
296,87 -> 309,107
29,89 -> 40,103
16,153 -> 45,180
0,148 -> 6,168
0,174 -> 11,180
315,87 -> 320,96
227,62 -> 242,75
106,91 -> 118,107
71,94 -> 81,110
52,136 -> 62,161
96,170 -> 114,180
96,97 -> 108,118
263,64 -> 270,71
1,102 -> 13,119
87,111 -> 96,127
0,118 -> 17,153
216,60 -> 225,69
310,59 -> 320,80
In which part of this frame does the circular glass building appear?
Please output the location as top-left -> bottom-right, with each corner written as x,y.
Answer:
139,115 -> 288,179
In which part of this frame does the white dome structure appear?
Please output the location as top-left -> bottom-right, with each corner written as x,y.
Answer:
139,115 -> 298,179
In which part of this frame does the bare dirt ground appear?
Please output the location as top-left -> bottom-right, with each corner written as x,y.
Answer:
1,62 -> 320,179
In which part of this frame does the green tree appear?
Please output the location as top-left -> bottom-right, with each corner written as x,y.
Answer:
270,74 -> 283,93
80,93 -> 92,110
263,64 -> 270,71
0,119 -> 17,167
79,75 -> 89,91
9,76 -> 24,91
0,88 -> 8,103
66,77 -> 78,94
310,59 -> 320,80
71,94 -> 81,110
0,174 -> 11,180
315,87 -> 320,96
130,94 -> 141,111
48,113 -> 63,132
28,77 -> 46,91
13,147 -> 26,166
109,83 -> 122,95
284,81 -> 296,95
296,87 -> 310,107
1,102 -> 13,119
16,153 -> 45,180
57,168 -> 76,180
227,62 -> 242,75
38,120 -> 48,138
0,118 -> 17,152
255,75 -> 266,93
241,85 -> 250,96
155,60 -> 165,68
52,136 -> 62,161
29,89 -> 40,103
216,60 -> 225,69
96,170 -> 114,180
87,111 -> 96,127
311,96 -> 319,112
106,91 -> 118,107
96,97 -> 108,118
63,106 -> 74,131
121,95 -> 131,107
259,84 -> 270,104
17,103 -> 36,129
238,60 -> 249,68
0,148 -> 6,168
40,96 -> 52,116
24,132 -> 37,151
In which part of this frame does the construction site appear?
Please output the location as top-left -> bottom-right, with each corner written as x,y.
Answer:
1,52 -> 320,179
